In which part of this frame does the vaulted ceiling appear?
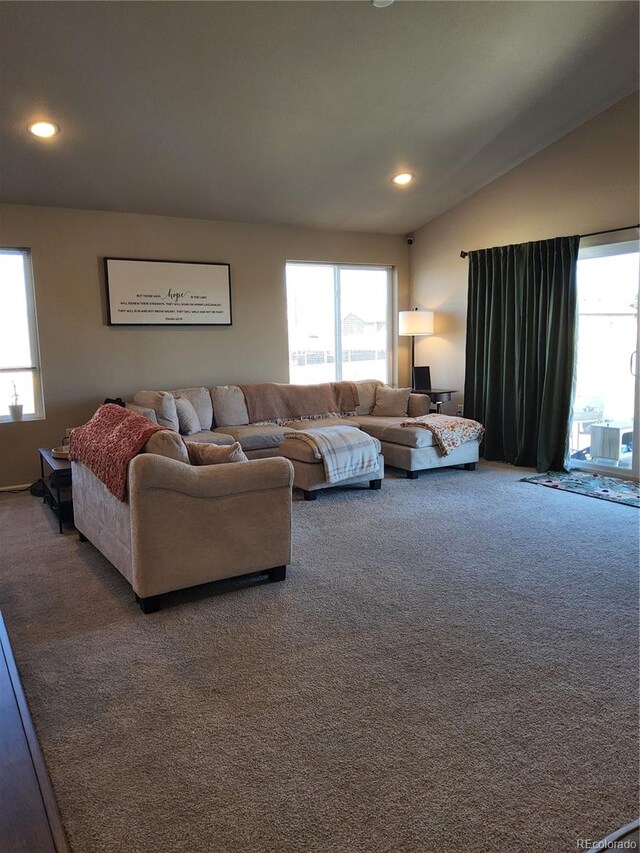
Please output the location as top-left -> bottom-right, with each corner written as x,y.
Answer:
0,1 -> 638,234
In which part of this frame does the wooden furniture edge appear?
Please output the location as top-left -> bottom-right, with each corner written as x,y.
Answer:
0,611 -> 71,852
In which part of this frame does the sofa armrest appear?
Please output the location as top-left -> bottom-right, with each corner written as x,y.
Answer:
125,402 -> 158,423
129,453 -> 293,499
408,393 -> 432,418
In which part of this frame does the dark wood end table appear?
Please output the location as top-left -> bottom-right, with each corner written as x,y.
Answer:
38,448 -> 72,534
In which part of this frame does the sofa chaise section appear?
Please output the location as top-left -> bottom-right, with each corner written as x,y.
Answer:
355,415 -> 478,476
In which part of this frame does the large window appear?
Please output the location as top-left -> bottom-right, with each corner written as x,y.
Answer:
0,249 -> 44,421
286,262 -> 392,384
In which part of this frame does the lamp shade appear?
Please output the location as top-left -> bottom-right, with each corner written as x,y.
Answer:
398,309 -> 434,336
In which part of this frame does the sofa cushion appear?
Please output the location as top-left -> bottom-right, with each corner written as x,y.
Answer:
408,393 -> 433,418
214,424 -> 295,451
372,386 -> 411,417
133,391 -> 179,431
354,379 -> 383,415
174,397 -> 201,435
184,430 -> 236,446
185,440 -> 248,466
211,385 -> 250,427
281,431 -> 381,464
125,402 -> 158,423
172,387 -> 213,430
356,416 -> 436,448
279,440 -> 325,465
143,430 -> 190,463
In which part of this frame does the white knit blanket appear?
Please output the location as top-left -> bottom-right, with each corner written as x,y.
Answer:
281,426 -> 380,483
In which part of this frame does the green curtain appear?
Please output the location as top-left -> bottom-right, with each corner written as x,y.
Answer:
464,236 -> 579,472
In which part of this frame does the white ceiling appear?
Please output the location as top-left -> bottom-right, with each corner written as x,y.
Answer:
0,1 -> 638,234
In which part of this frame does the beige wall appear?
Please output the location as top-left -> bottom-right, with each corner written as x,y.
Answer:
410,93 -> 639,407
0,206 -> 408,486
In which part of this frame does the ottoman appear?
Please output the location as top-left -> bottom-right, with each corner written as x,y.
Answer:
279,426 -> 384,500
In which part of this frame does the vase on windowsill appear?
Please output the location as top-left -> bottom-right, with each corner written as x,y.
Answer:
9,381 -> 23,420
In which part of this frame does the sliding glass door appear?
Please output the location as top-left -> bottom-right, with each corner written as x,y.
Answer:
568,233 -> 639,478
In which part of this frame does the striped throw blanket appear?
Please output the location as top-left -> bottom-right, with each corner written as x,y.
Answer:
401,414 -> 485,456
282,426 -> 380,483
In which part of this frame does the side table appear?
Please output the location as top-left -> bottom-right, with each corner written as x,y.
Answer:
411,388 -> 457,414
38,448 -> 73,534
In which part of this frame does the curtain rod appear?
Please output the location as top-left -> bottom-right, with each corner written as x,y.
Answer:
459,224 -> 640,259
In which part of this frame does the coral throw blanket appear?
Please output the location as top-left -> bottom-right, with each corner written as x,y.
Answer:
239,382 -> 359,424
69,404 -> 166,501
401,414 -> 485,456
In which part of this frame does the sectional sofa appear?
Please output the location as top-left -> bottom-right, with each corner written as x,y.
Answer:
127,379 -> 480,477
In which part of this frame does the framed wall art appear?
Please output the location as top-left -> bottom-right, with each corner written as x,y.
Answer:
104,258 -> 232,326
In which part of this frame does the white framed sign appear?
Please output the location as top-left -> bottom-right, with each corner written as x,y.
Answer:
104,258 -> 232,326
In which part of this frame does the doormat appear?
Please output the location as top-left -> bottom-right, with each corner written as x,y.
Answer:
520,471 -> 639,508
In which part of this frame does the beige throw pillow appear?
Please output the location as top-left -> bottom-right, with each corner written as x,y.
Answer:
133,390 -> 179,431
175,396 -> 201,435
143,430 -> 190,464
372,386 -> 412,417
185,440 -> 248,466
171,387 -> 213,430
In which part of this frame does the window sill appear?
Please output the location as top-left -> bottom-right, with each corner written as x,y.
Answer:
0,413 -> 45,424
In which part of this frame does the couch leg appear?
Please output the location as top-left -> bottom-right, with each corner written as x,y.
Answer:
464,462 -> 476,471
369,479 -> 382,490
136,594 -> 161,614
268,565 -> 287,583
78,531 -> 88,542
406,470 -> 419,480
303,490 -> 317,501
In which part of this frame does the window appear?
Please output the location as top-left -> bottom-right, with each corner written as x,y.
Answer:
286,263 -> 392,384
0,249 -> 45,421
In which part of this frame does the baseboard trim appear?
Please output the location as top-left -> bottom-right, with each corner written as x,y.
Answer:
0,483 -> 32,492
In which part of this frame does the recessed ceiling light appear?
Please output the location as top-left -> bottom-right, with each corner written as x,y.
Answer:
392,172 -> 414,186
372,0 -> 394,7
29,121 -> 59,138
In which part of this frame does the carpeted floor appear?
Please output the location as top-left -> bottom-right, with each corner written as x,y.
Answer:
0,461 -> 638,853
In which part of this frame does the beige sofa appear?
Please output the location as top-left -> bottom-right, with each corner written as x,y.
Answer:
72,433 -> 294,613
127,380 -> 480,477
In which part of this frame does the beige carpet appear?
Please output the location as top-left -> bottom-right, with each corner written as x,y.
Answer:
0,461 -> 638,853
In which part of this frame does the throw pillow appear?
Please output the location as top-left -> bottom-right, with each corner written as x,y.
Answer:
372,385 -> 412,417
184,440 -> 248,466
175,396 -> 201,435
133,390 -> 179,431
143,430 -> 190,464
171,387 -> 213,430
